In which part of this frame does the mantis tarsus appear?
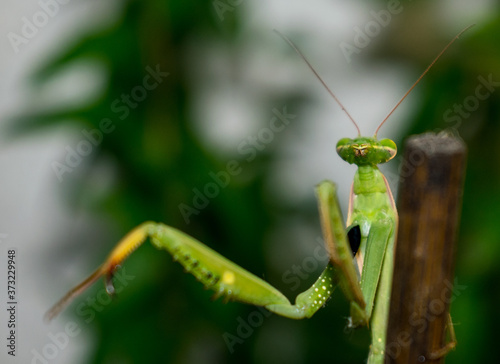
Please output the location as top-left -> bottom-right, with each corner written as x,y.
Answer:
47,26 -> 471,363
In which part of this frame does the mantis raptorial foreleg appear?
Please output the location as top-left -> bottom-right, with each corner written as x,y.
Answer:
366,219 -> 396,361
357,218 -> 394,320
46,181 -> 369,322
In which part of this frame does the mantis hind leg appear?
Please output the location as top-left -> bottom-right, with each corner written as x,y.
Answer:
427,313 -> 457,360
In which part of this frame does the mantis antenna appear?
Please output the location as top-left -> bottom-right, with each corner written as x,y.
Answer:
374,24 -> 475,137
274,29 -> 362,136
275,25 -> 474,138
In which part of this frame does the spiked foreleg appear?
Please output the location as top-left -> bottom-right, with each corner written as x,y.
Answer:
316,181 -> 367,323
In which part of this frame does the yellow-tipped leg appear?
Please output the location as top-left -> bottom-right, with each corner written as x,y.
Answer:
45,222 -> 153,322
102,222 -> 153,294
44,265 -> 105,322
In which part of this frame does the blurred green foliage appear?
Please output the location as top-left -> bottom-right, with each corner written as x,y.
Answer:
12,0 -> 500,363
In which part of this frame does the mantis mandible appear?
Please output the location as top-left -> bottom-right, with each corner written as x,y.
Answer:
46,26 -> 471,363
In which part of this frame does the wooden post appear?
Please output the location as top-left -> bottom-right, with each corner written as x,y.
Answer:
385,133 -> 467,363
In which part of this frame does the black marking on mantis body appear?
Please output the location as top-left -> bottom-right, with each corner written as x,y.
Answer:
347,225 -> 361,256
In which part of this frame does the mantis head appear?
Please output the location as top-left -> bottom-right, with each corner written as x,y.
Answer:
336,137 -> 396,166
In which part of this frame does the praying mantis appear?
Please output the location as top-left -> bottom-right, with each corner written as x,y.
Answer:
46,26 -> 471,363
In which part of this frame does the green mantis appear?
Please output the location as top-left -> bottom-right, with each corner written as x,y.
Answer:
46,27 -> 471,363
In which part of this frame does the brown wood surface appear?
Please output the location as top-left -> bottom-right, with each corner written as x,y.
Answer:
385,133 -> 467,363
